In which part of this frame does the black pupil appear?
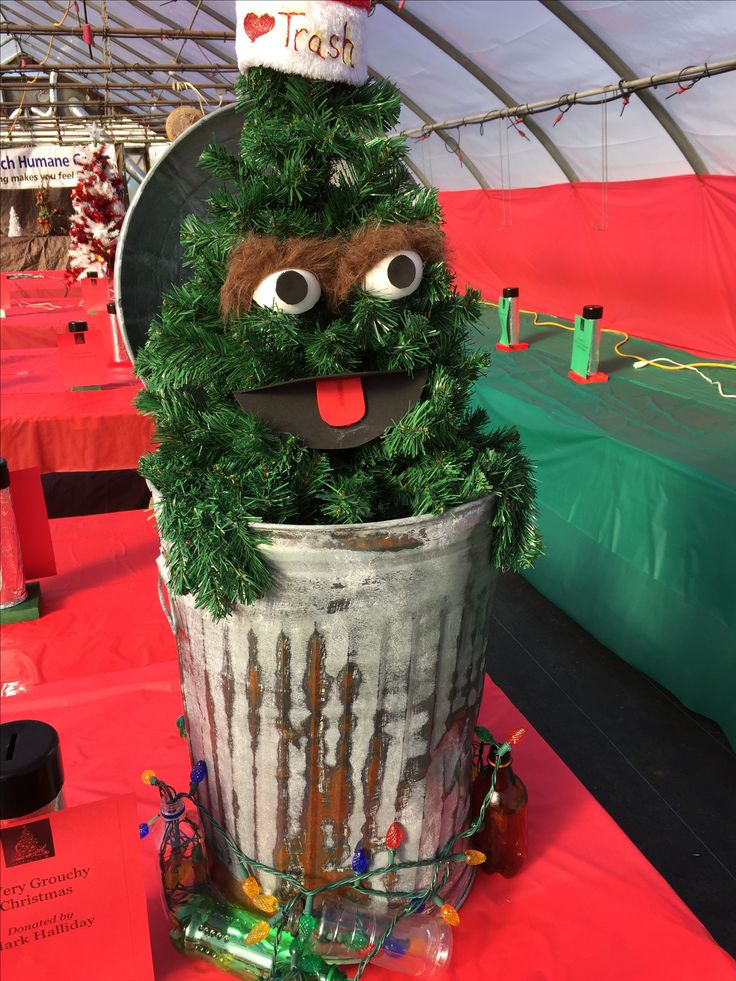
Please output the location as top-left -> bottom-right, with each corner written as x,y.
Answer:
276,270 -> 309,306
387,254 -> 417,289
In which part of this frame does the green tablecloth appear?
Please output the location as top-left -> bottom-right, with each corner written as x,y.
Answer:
473,306 -> 736,747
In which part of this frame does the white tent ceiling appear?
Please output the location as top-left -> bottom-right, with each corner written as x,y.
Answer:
1,0 -> 735,189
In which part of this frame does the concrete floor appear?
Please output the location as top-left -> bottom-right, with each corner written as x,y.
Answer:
487,572 -> 736,959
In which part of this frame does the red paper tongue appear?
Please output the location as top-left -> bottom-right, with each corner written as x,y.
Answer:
315,376 -> 366,427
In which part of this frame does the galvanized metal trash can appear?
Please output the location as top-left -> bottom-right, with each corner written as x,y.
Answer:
161,495 -> 497,911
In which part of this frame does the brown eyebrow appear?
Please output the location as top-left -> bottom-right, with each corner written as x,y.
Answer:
332,222 -> 445,303
220,234 -> 343,320
220,222 -> 446,319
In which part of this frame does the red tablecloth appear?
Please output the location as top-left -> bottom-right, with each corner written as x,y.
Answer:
1,513 -> 732,979
0,347 -> 155,472
1,302 -> 89,349
0,272 -> 103,349
1,510 -> 171,688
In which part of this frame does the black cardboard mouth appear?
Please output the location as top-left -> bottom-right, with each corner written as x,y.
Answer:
233,368 -> 428,449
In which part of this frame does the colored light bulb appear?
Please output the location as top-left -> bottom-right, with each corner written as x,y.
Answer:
245,920 -> 271,945
138,822 -> 150,839
242,876 -> 261,899
297,912 -> 316,944
439,903 -> 460,927
385,821 -> 405,850
351,846 -> 369,873
464,849 -> 487,865
507,727 -> 526,746
252,893 -> 279,915
190,760 -> 207,784
383,936 -> 409,957
348,930 -> 371,950
141,769 -> 157,785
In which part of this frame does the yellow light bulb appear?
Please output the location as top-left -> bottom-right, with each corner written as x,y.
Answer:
242,876 -> 261,899
464,849 -> 487,865
245,920 -> 271,946
439,903 -> 460,927
252,893 -> 279,915
140,769 -> 156,785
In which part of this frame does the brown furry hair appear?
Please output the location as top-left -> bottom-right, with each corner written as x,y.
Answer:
220,234 -> 343,319
333,222 -> 445,303
220,222 -> 445,318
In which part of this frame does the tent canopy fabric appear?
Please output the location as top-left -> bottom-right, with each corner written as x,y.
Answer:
3,2 -> 735,355
1,1 -> 735,188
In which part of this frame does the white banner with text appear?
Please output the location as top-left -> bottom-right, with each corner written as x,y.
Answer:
0,144 -> 116,189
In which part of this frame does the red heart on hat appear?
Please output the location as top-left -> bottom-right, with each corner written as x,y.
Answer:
244,12 -> 276,42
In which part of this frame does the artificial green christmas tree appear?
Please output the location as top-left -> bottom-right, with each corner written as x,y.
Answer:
135,7 -> 540,620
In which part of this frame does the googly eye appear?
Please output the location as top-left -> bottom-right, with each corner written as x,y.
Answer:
363,251 -> 424,300
252,269 -> 321,314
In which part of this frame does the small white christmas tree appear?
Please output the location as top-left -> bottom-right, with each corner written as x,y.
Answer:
66,144 -> 126,283
7,205 -> 22,237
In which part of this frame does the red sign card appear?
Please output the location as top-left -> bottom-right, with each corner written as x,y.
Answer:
9,467 -> 57,581
56,329 -> 107,389
0,795 -> 155,981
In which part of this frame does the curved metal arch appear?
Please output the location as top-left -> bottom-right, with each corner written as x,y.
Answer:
539,0 -> 707,174
369,67 -> 489,189
9,0 -> 174,116
379,0 -> 579,183
0,34 -> 146,124
125,0 -> 233,71
82,0 -> 228,114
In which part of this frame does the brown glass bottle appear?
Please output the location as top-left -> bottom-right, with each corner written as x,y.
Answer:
471,750 -> 528,877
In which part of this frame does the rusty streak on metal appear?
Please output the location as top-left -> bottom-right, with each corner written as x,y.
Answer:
328,531 -> 426,551
300,630 -> 333,890
220,629 -> 240,827
203,659 -> 225,847
245,630 -> 263,856
274,632 -> 295,878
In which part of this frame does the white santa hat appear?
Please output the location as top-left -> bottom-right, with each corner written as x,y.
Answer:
235,0 -> 370,86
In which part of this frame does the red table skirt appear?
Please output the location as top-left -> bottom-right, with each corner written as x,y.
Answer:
1,512 -> 732,979
1,347 -> 155,472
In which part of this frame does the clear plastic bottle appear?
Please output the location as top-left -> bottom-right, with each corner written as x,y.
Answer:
141,792 -> 209,918
300,898 -> 453,976
0,458 -> 27,610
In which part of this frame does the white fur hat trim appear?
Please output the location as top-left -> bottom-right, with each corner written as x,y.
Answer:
235,0 -> 369,86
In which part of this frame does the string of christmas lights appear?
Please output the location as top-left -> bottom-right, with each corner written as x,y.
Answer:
140,725 -> 513,980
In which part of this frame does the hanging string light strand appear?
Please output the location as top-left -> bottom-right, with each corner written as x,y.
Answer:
401,58 -> 736,139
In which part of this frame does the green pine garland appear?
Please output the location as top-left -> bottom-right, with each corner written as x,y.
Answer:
136,68 -> 541,618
